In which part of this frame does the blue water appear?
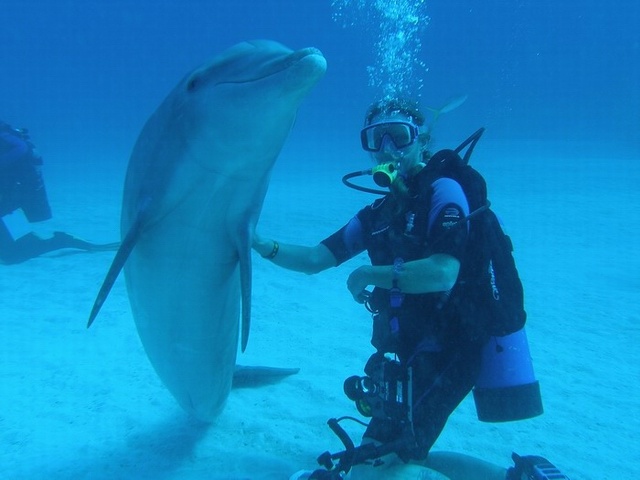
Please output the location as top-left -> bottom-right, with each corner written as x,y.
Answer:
2,1 -> 638,154
1,1 -> 639,479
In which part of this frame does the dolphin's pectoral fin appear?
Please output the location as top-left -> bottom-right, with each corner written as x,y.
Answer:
87,205 -> 149,328
238,224 -> 253,352
232,365 -> 300,389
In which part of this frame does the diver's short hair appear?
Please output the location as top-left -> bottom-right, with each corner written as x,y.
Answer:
364,98 -> 425,127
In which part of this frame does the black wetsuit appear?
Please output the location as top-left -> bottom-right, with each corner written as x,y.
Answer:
1,126 -> 110,264
321,173 -> 484,459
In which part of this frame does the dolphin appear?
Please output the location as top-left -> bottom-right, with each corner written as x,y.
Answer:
88,40 -> 326,421
348,451 -> 507,480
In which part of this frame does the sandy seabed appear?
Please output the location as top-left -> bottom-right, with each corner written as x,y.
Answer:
1,139 -> 639,479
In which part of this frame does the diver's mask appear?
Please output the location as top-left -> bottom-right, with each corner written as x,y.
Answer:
342,120 -> 421,195
361,121 -> 420,188
360,121 -> 419,152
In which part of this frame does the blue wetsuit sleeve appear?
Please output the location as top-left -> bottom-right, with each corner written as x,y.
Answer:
0,132 -> 29,166
426,177 -> 470,259
320,215 -> 365,266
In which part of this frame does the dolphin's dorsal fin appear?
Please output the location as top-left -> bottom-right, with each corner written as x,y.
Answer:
87,202 -> 149,328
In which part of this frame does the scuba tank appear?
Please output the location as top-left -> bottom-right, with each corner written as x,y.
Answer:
473,328 -> 543,422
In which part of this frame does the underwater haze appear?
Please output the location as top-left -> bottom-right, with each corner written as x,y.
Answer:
3,1 -> 639,154
1,1 -> 639,479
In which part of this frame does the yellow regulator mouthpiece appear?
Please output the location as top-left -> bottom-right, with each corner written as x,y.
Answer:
371,162 -> 397,187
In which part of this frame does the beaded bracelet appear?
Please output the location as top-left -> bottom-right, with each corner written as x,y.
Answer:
263,240 -> 279,259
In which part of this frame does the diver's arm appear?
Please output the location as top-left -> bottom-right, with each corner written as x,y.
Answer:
0,132 -> 29,164
346,254 -> 460,302
253,235 -> 337,274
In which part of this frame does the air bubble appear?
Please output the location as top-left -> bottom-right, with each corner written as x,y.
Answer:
331,0 -> 430,98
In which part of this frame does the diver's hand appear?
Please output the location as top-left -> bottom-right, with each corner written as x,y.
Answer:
252,232 -> 264,249
347,265 -> 372,303
252,233 -> 271,256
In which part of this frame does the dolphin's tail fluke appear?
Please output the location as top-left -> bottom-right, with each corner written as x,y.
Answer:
87,211 -> 146,328
232,365 -> 300,389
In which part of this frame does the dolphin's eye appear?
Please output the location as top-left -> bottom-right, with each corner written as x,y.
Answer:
187,75 -> 200,92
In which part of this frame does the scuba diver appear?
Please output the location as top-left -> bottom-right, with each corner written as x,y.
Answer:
1,121 -> 118,264
254,97 -> 483,475
254,98 -> 568,479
